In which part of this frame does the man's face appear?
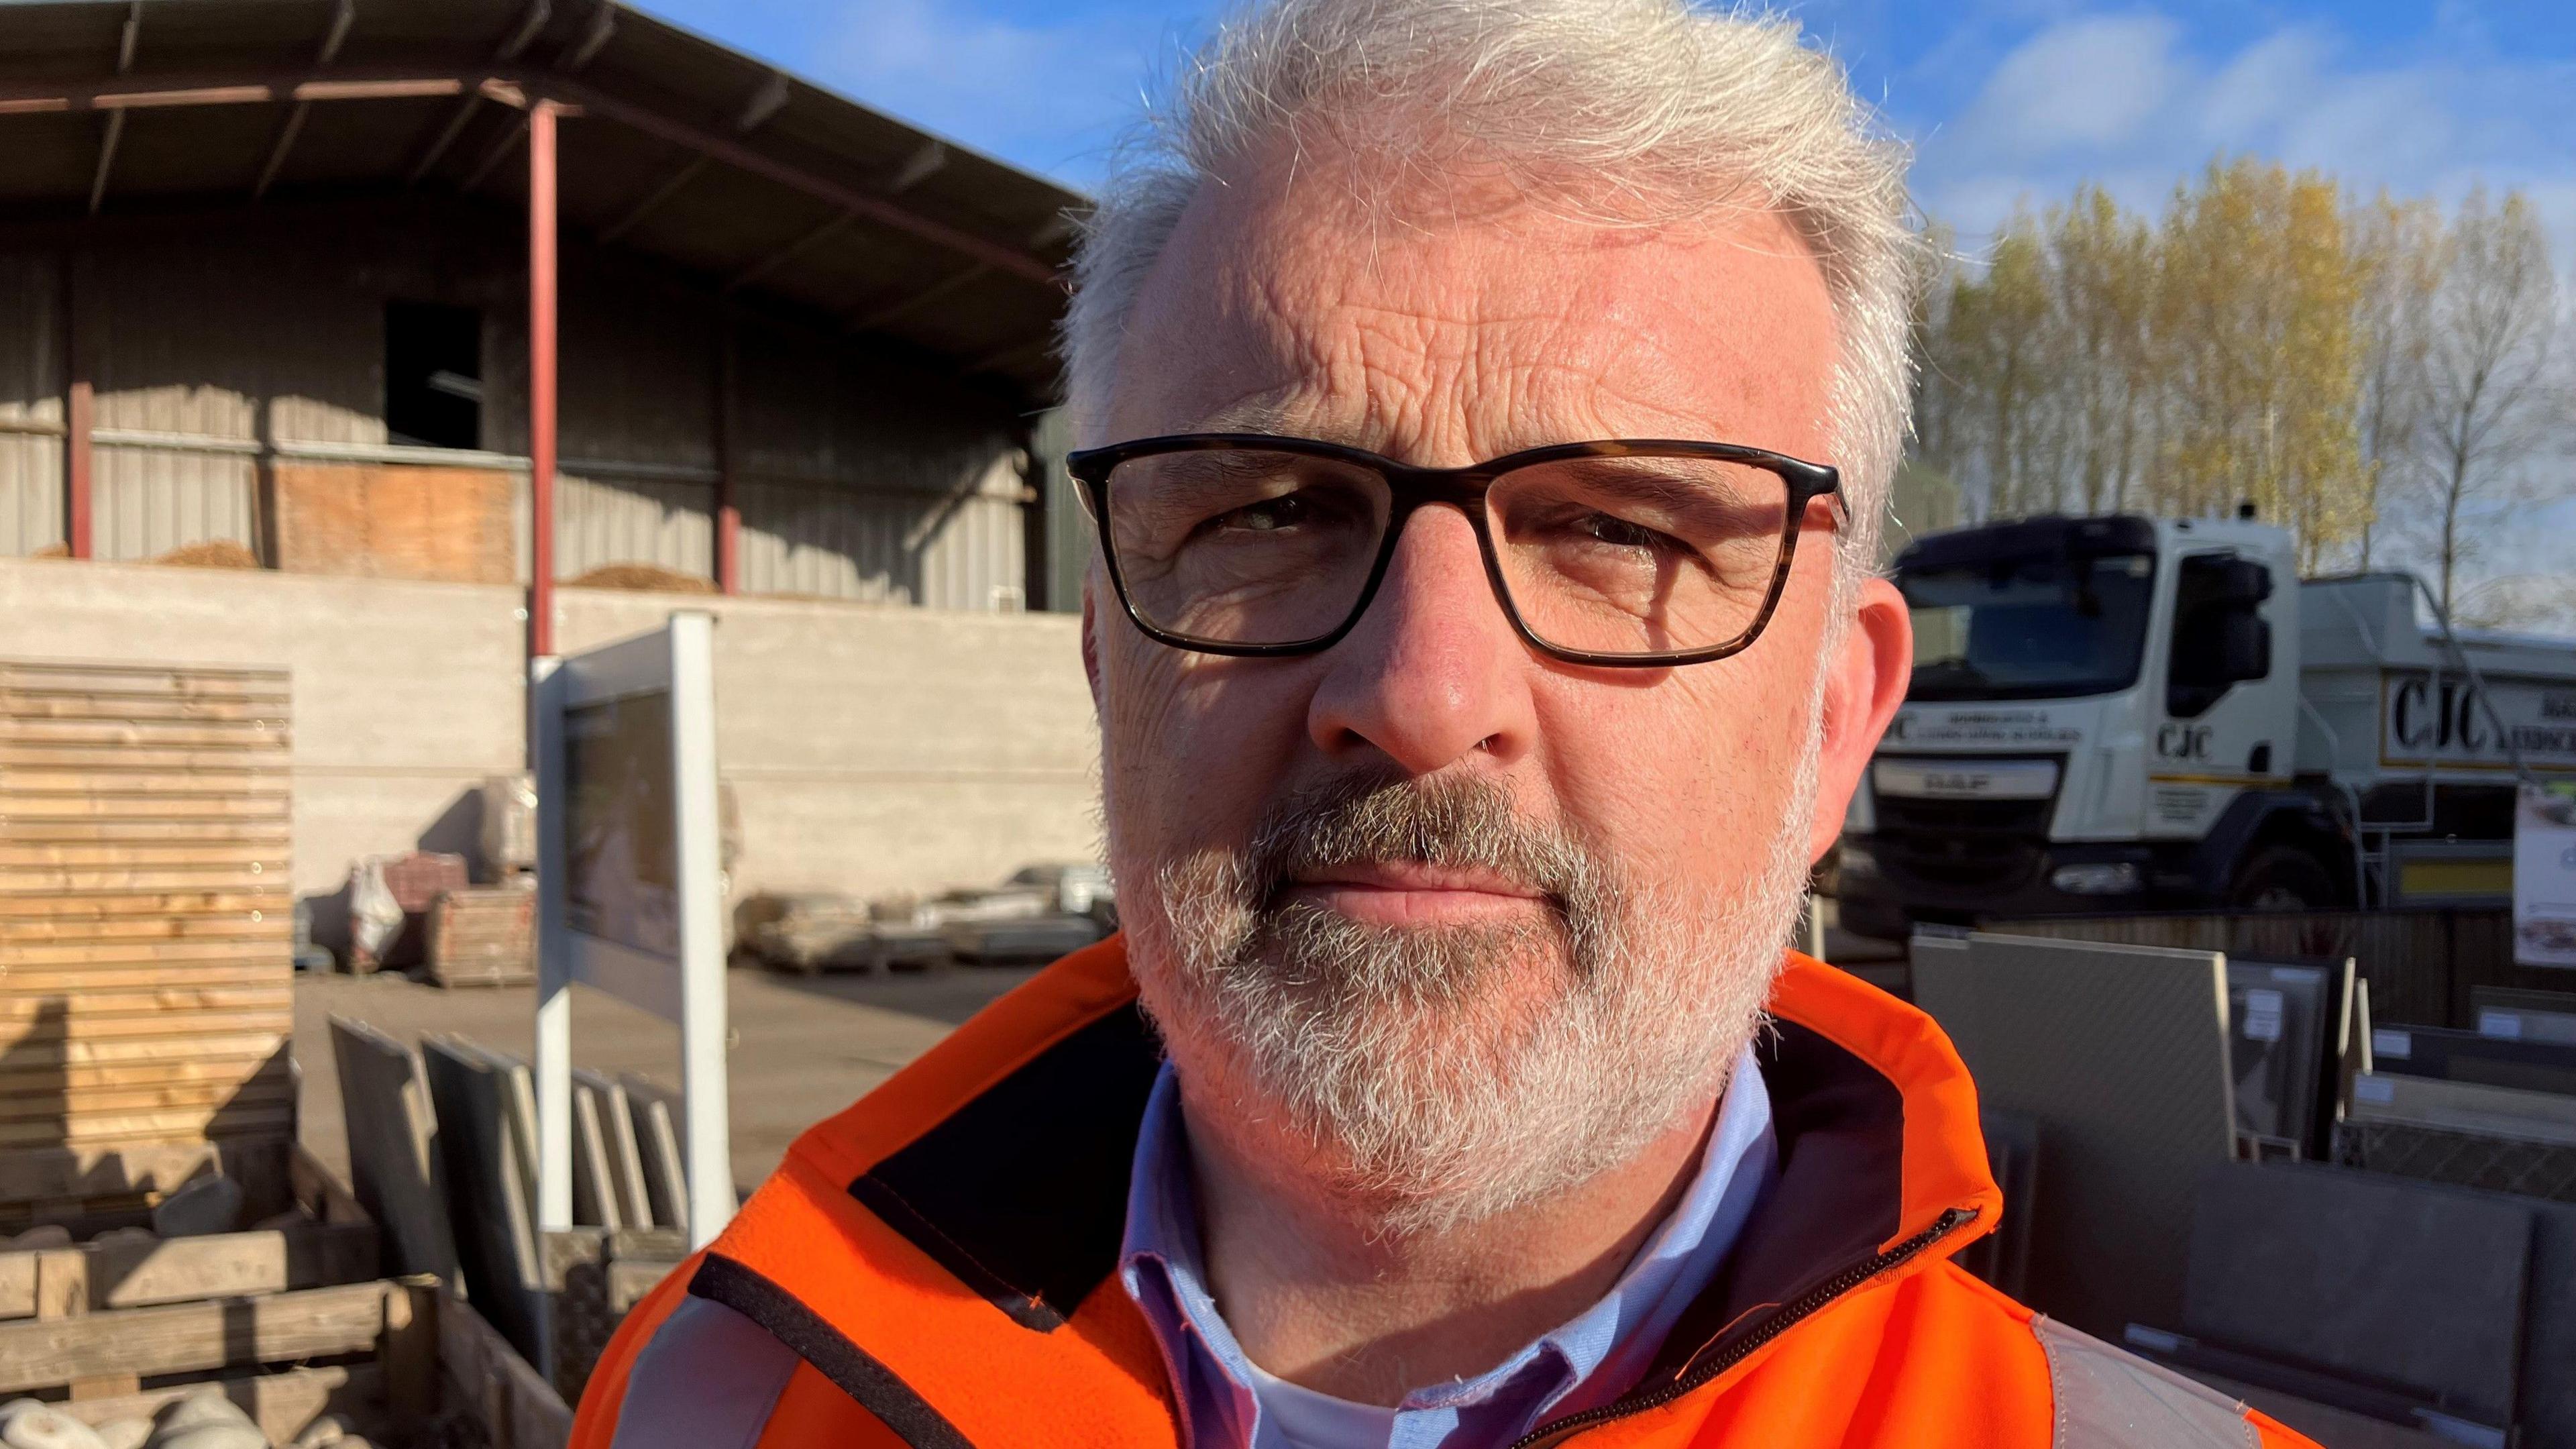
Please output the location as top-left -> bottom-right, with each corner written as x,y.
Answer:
1089,146 -> 1904,1224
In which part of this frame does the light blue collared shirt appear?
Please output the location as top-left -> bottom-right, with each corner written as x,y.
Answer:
1118,1046 -> 1777,1449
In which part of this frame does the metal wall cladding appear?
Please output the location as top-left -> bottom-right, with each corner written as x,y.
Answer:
15,215 -> 1036,602
736,449 -> 1026,609
89,235 -> 380,447
92,441 -> 258,561
722,315 -> 1029,609
914,474 -> 1029,614
558,469 -> 717,583
80,232 -> 376,560
556,284 -> 718,471
0,252 -> 64,555
0,435 -> 62,556
1033,407 -> 1088,614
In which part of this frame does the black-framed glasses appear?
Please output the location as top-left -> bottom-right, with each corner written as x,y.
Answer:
1066,433 -> 1843,667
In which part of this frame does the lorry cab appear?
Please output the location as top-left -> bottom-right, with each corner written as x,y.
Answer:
1840,513 -> 2313,940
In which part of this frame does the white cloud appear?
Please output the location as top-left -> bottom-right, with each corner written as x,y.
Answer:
2193,28 -> 2326,143
1945,13 -> 2184,161
1915,11 -> 2576,264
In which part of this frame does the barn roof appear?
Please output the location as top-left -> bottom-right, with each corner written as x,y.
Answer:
0,0 -> 1089,397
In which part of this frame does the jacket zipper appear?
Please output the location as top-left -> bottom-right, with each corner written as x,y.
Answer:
1504,1205 -> 1979,1449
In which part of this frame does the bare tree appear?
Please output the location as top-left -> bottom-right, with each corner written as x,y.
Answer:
2458,572 -> 2576,634
2347,195 -> 2443,569
2395,187 -> 2565,614
2048,186 -> 2155,515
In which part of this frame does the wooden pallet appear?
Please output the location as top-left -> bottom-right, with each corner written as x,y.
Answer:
0,1144 -> 566,1448
0,1138 -> 372,1411
423,887 -> 537,988
0,1277 -> 568,1449
0,1135 -> 323,1234
0,1143 -> 376,1326
0,661 -> 294,1152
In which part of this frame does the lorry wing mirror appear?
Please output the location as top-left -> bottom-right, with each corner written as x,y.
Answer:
2169,553 -> 2275,718
2218,557 -> 2275,607
2168,608 -> 2271,718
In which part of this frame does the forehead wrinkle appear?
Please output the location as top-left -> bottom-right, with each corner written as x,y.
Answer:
1120,165 -> 1835,464
1325,289 -> 1680,460
1192,303 -> 1737,458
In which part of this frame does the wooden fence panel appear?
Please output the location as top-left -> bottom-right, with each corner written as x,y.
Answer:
0,661 -> 293,1177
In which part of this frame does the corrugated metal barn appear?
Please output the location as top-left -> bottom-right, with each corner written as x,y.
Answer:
0,0 -> 1085,612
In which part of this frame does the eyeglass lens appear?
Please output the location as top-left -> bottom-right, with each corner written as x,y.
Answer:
1100,447 -> 1793,657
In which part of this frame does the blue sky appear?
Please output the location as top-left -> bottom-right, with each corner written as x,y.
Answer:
634,0 -> 2576,246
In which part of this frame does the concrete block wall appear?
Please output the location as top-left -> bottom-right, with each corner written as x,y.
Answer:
2,559 -> 527,903
556,589 -> 1099,901
1,559 -> 1099,944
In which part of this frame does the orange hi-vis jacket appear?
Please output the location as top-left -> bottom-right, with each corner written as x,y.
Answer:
572,938 -> 2318,1448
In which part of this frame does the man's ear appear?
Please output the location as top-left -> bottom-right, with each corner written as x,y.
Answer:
1807,576 -> 1910,865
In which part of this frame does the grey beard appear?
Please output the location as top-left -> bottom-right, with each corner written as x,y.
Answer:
1122,749 -> 1819,1236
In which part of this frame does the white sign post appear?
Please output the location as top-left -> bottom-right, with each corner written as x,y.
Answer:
532,612 -> 733,1250
2518,782 -> 2576,970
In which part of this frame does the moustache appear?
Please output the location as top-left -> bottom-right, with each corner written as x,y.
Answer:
1239,771 -> 1603,922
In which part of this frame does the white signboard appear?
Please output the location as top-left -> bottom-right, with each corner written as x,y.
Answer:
533,612 -> 733,1248
566,692 -> 681,963
2381,674 -> 2576,773
2518,782 -> 2576,969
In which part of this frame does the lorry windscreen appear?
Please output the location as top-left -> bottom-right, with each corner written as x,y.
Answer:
1900,550 -> 2156,701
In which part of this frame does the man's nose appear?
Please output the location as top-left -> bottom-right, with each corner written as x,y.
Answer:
1305,505 -> 1537,774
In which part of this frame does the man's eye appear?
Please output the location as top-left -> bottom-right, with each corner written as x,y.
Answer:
1211,494 -> 1309,533
1576,513 -> 1676,551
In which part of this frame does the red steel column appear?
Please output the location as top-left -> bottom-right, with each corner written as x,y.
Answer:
527,99 -> 559,656
62,252 -> 93,561
713,309 -> 739,594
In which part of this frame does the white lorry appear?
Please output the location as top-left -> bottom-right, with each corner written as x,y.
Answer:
1836,512 -> 2576,941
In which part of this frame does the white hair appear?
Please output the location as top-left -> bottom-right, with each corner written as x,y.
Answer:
1061,0 -> 1921,568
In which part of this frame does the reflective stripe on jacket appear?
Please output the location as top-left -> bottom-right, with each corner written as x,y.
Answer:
569,937 -> 2319,1449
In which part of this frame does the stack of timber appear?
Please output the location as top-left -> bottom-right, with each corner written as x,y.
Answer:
0,661 -> 295,1168
421,888 -> 535,989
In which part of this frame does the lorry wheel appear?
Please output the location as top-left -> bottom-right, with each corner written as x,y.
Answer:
2227,846 -> 2337,912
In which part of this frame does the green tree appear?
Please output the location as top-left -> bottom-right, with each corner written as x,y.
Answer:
2151,158 -> 2367,569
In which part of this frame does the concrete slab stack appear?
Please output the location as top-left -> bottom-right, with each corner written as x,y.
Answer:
2130,1161 -> 2576,1449
325,1016 -> 456,1283
1909,930 -> 2236,1338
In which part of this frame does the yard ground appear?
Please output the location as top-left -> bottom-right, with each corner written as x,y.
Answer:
292,964 -> 1040,1199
